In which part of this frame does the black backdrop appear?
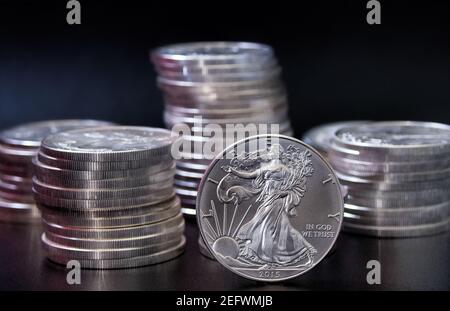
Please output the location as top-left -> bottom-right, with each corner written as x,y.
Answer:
1,0 -> 449,135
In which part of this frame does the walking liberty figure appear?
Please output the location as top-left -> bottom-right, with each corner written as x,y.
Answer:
217,144 -> 317,269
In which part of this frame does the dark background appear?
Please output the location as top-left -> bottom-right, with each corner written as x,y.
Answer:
0,0 -> 449,134
0,1 -> 449,292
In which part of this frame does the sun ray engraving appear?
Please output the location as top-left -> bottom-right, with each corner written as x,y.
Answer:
223,203 -> 227,236
232,203 -> 252,238
210,200 -> 222,236
200,210 -> 219,239
227,201 -> 239,236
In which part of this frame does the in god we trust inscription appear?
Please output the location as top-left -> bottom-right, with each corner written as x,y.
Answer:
197,135 -> 343,282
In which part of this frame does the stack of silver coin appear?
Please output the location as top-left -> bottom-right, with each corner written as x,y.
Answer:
302,121 -> 371,158
0,120 -> 113,224
151,42 -> 293,216
33,126 -> 185,269
328,121 -> 450,237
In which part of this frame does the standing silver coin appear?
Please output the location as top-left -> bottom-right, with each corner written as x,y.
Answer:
197,134 -> 343,282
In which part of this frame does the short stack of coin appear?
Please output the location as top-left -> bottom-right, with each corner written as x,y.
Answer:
151,42 -> 293,216
0,120 -> 113,224
33,126 -> 185,269
302,121 -> 371,158
328,121 -> 450,237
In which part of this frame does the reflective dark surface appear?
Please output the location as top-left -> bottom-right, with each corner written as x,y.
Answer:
0,218 -> 448,290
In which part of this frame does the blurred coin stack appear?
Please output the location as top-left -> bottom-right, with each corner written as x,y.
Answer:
33,126 -> 185,269
328,121 -> 450,237
302,121 -> 371,158
151,42 -> 293,215
0,120 -> 113,224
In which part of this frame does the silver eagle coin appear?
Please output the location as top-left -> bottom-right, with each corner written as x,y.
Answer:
196,134 -> 343,282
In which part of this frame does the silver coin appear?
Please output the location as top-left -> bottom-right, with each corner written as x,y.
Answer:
329,153 -> 450,174
163,93 -> 287,108
165,102 -> 286,119
197,134 -> 343,282
335,168 -> 450,184
37,151 -> 173,171
157,68 -> 281,84
163,90 -> 286,105
153,56 -> 276,73
157,76 -> 283,91
151,42 -> 273,63
157,71 -> 282,87
175,187 -> 197,198
41,201 -> 181,229
342,219 -> 449,238
180,207 -> 196,216
343,211 -> 448,227
36,164 -> 175,189
37,195 -> 180,218
154,59 -> 279,76
164,110 -> 288,126
45,236 -> 186,269
165,99 -> 286,116
33,157 -> 175,181
40,126 -> 176,162
345,187 -> 449,201
44,221 -> 185,249
0,120 -> 114,149
174,174 -> 202,186
345,193 -> 448,209
174,184 -> 199,194
176,161 -> 209,171
33,187 -> 175,210
159,84 -> 285,102
339,177 -> 450,192
333,121 -> 450,156
0,144 -> 37,159
174,178 -> 200,190
42,233 -> 184,260
43,213 -> 184,239
33,177 -> 174,200
175,169 -> 204,179
302,121 -> 371,154
344,201 -> 450,219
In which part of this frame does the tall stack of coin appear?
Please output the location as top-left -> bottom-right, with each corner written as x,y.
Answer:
328,121 -> 450,237
0,120 -> 113,224
33,126 -> 185,269
151,42 -> 293,216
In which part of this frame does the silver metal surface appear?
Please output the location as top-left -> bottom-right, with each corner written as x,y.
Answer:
41,126 -> 176,161
197,134 -> 343,282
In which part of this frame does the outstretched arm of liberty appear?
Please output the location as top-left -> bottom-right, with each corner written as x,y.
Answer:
221,165 -> 260,179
